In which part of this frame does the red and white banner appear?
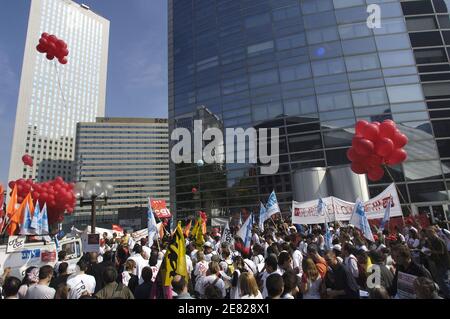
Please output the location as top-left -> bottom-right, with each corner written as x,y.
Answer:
292,183 -> 402,225
151,200 -> 171,219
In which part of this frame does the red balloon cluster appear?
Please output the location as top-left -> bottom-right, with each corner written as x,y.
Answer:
36,33 -> 69,65
8,176 -> 76,225
22,154 -> 33,167
191,187 -> 197,194
347,120 -> 408,181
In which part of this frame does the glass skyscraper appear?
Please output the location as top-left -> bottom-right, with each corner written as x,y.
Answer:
8,0 -> 109,184
169,0 -> 450,225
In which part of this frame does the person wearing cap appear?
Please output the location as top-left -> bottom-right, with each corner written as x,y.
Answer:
204,241 -> 218,262
333,244 -> 344,264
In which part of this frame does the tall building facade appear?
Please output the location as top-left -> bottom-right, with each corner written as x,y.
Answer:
8,0 -> 109,184
71,117 -> 169,228
169,0 -> 450,224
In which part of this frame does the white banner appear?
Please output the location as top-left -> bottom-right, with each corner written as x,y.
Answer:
292,183 -> 402,225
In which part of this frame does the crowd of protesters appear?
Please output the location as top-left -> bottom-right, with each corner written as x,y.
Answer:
1,216 -> 449,300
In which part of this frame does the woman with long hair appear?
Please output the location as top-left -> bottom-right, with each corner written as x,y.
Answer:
239,272 -> 262,299
301,258 -> 322,299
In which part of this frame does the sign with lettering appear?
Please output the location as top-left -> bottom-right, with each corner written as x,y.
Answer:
151,199 -> 172,219
21,249 -> 41,260
6,236 -> 26,253
292,183 -> 402,224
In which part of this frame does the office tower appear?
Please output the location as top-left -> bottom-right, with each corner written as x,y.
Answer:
168,0 -> 450,224
8,0 -> 109,184
72,117 -> 169,227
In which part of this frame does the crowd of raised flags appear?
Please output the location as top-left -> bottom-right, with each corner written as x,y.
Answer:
0,185 -> 49,236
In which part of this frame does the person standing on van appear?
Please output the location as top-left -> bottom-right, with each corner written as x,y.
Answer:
25,265 -> 55,299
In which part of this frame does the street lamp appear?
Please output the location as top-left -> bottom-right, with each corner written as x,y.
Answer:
74,180 -> 114,234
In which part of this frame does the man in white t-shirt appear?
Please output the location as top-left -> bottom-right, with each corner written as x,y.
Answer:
195,262 -> 226,298
66,259 -> 96,299
261,254 -> 282,298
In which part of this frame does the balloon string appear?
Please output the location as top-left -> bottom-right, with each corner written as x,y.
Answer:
383,165 -> 411,223
53,61 -> 67,108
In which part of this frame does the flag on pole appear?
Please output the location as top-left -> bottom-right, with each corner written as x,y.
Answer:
191,218 -> 199,239
30,201 -> 40,231
237,214 -> 253,248
194,217 -> 205,249
0,185 -> 5,233
199,211 -> 207,234
40,203 -> 49,235
163,222 -> 188,286
349,199 -> 374,242
258,202 -> 268,232
319,198 -> 332,250
380,198 -> 392,232
20,201 -> 33,235
183,219 -> 192,238
148,198 -> 159,247
266,190 -> 280,217
220,222 -> 234,247
7,192 -> 30,236
6,185 -> 18,219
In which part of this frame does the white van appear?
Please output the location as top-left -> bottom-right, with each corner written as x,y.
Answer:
0,236 -> 83,279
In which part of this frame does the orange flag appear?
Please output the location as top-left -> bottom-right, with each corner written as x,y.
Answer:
7,193 -> 32,236
6,185 -> 18,218
184,220 -> 192,238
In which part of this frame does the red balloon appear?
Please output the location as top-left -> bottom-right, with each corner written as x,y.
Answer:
56,39 -> 66,48
33,192 -> 40,199
58,57 -> 68,65
361,123 -> 380,142
393,131 -> 408,148
48,35 -> 58,43
39,38 -> 49,47
367,154 -> 383,168
355,120 -> 369,136
46,54 -> 55,60
192,187 -> 197,193
385,148 -> 407,165
8,181 -> 15,189
41,32 -> 49,39
62,48 -> 69,56
351,162 -> 368,174
373,121 -> 381,126
379,121 -> 397,139
17,196 -> 24,203
36,44 -> 46,53
368,166 -> 385,181
353,137 -> 374,157
375,137 -> 394,158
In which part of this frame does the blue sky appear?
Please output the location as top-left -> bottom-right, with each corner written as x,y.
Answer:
0,0 -> 168,187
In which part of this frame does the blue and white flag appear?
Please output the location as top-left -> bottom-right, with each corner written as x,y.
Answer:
259,202 -> 268,231
147,198 -> 158,247
237,214 -> 253,248
20,201 -> 33,235
319,198 -> 333,250
349,199 -> 374,242
40,203 -> 49,235
380,198 -> 392,232
266,190 -> 280,217
30,201 -> 40,231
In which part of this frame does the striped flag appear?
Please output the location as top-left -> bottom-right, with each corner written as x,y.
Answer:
258,202 -> 268,231
349,199 -> 374,242
266,190 -> 280,217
